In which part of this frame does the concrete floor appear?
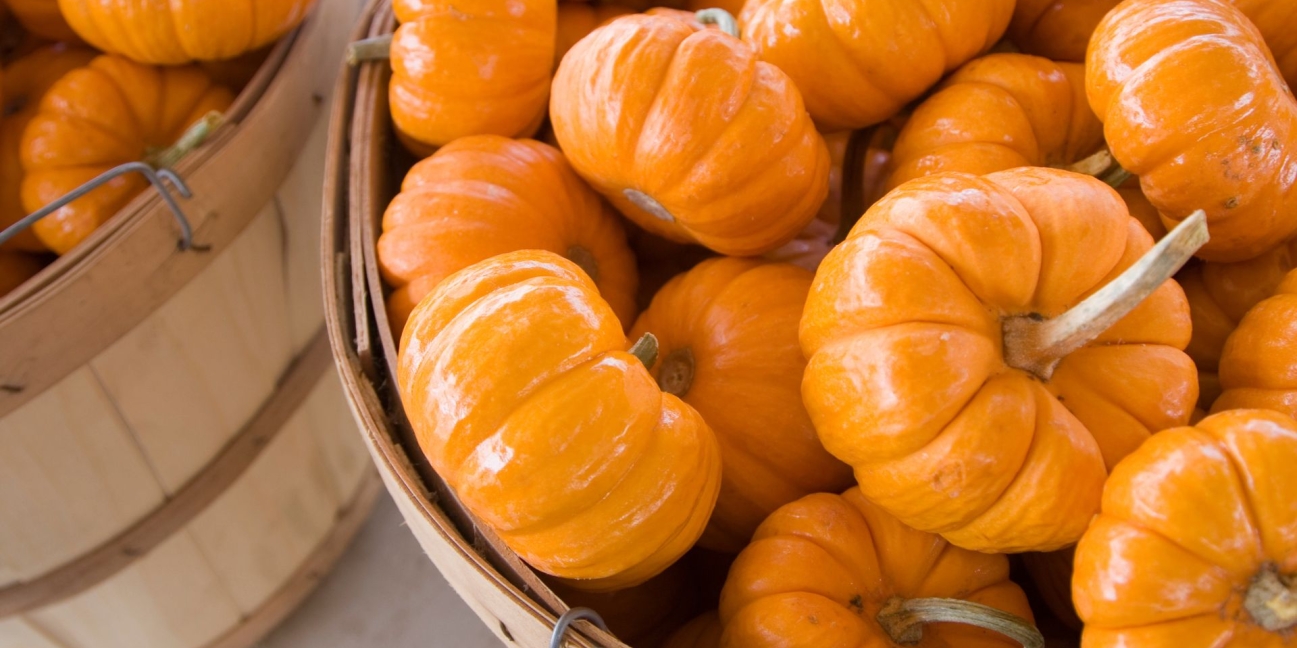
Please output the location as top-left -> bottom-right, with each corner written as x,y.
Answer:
258,493 -> 502,648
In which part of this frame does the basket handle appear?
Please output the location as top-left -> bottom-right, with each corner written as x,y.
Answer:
549,607 -> 611,648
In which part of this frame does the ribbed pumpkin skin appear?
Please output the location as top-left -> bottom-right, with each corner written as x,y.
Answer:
20,55 -> 233,255
738,0 -> 1013,133
630,258 -> 852,553
719,489 -> 1035,647
1215,269 -> 1297,417
0,251 -> 42,297
1008,0 -> 1119,62
664,611 -> 722,648
391,0 -> 554,153
555,2 -> 633,68
800,168 -> 1196,553
1087,0 -> 1297,262
397,250 -> 721,592
58,0 -> 314,64
376,135 -> 637,333
887,53 -> 1104,191
0,44 -> 96,253
4,0 -> 81,42
1073,409 -> 1297,647
1234,0 -> 1297,90
550,13 -> 830,257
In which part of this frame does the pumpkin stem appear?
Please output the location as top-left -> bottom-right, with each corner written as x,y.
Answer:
1102,166 -> 1133,189
347,35 -> 393,65
146,111 -> 224,170
876,597 -> 1044,648
695,8 -> 740,38
1002,209 -> 1208,380
1245,565 -> 1297,632
628,333 -> 659,370
1067,148 -> 1115,177
657,348 -> 695,396
564,245 -> 601,283
623,188 -> 676,223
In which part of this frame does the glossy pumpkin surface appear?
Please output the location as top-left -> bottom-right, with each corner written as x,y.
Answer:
4,0 -> 80,42
1008,0 -> 1119,62
550,12 -> 830,256
390,0 -> 554,153
630,258 -> 852,553
1215,268 -> 1297,418
1233,0 -> 1297,90
1073,409 -> 1297,647
376,135 -> 637,333
1087,0 -> 1297,262
0,44 -> 96,253
21,55 -> 233,254
739,0 -> 1013,133
58,0 -> 314,64
801,168 -> 1196,553
555,2 -> 633,68
719,488 -> 1035,647
397,250 -> 721,591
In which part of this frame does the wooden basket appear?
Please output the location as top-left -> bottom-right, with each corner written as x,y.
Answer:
0,0 -> 379,645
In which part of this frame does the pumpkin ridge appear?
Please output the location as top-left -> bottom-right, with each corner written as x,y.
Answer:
24,113 -> 143,168
628,19 -> 694,193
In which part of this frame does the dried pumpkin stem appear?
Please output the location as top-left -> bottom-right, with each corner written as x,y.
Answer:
1067,148 -> 1116,177
695,8 -> 740,38
628,332 -> 659,370
146,111 -> 224,170
1102,165 -> 1133,189
876,597 -> 1043,648
1003,209 -> 1208,380
347,35 -> 393,65
564,245 -> 601,283
657,348 -> 695,396
1245,565 -> 1297,632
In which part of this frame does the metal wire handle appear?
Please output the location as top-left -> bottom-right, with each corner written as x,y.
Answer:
0,161 -> 200,251
549,607 -> 610,648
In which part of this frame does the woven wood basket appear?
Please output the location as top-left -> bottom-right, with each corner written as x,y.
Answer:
0,0 -> 380,645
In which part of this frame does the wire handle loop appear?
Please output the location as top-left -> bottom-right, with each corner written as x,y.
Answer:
0,161 -> 200,251
549,607 -> 611,648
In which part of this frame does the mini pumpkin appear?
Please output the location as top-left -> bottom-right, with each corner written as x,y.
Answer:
630,258 -> 853,553
4,0 -> 80,42
1007,0 -> 1120,62
801,168 -> 1198,552
1215,268 -> 1297,417
389,0 -> 554,153
665,611 -> 722,648
376,135 -> 637,333
0,44 -> 97,253
1234,0 -> 1297,89
719,488 -> 1039,647
21,55 -> 233,254
555,2 -> 633,68
1073,409 -> 1297,646
1087,0 -> 1297,262
58,0 -> 313,64
550,10 -> 830,256
397,250 -> 721,591
739,0 -> 1013,133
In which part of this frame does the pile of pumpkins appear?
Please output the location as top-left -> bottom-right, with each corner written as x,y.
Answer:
0,0 -> 315,298
369,0 -> 1297,645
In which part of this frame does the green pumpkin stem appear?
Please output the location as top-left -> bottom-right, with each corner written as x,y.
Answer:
146,111 -> 224,170
695,8 -> 740,38
876,597 -> 1044,648
347,35 -> 393,66
1102,165 -> 1133,189
628,333 -> 659,370
1245,565 -> 1297,632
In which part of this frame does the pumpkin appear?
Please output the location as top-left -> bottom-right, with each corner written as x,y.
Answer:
800,168 -> 1199,553
719,488 -> 1040,647
0,44 -> 96,253
1234,0 -> 1297,89
1214,268 -> 1297,417
389,0 -> 554,154
630,257 -> 853,553
1008,1 -> 1119,62
738,0 -> 1014,133
20,55 -> 233,254
0,250 -> 42,297
665,611 -> 722,648
397,250 -> 721,591
685,0 -> 743,16
1073,408 -> 1297,646
57,0 -> 313,65
3,0 -> 80,42
1087,0 -> 1297,262
555,2 -> 633,69
1181,240 -> 1297,408
376,135 -> 637,333
550,10 -> 831,256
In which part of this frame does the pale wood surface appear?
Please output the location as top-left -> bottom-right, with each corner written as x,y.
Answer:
277,114 -> 332,355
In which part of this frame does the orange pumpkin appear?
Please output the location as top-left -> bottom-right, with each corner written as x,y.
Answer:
1073,409 -> 1297,647
3,0 -> 80,42
1214,268 -> 1297,417
719,488 -> 1038,647
390,0 -> 554,153
555,2 -> 633,69
376,135 -> 637,333
800,168 -> 1197,553
0,250 -> 42,297
738,0 -> 1013,133
20,55 -> 233,254
1234,0 -> 1297,90
397,250 -> 721,591
630,258 -> 852,553
665,611 -> 722,648
1087,0 -> 1297,262
1007,0 -> 1119,62
550,11 -> 830,256
684,0 -> 743,15
0,44 -> 96,253
57,0 -> 313,64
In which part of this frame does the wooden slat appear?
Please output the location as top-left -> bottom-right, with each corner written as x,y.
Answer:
0,617 -> 65,648
277,113 -> 333,355
300,372 -> 372,505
